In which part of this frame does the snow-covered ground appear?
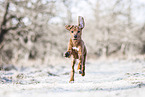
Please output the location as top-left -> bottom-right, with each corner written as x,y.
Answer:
0,59 -> 145,97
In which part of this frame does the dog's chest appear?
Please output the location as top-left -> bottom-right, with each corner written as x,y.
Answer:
72,47 -> 79,51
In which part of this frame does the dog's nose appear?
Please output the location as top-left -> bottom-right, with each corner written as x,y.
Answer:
74,35 -> 77,38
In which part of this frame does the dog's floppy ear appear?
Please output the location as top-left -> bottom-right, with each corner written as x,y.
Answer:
65,25 -> 74,31
78,16 -> 85,29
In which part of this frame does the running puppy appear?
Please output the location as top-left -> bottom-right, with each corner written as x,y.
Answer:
64,16 -> 87,82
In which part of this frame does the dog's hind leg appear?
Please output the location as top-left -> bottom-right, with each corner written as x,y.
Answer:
77,62 -> 81,70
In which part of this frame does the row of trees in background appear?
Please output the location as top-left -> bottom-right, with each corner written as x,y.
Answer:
0,0 -> 58,65
0,0 -> 145,65
86,0 -> 145,58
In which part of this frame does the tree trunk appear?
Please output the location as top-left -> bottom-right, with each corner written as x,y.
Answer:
0,30 -> 7,44
0,2 -> 9,45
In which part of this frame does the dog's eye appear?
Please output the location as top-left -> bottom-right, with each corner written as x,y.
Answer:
71,31 -> 73,33
78,31 -> 80,33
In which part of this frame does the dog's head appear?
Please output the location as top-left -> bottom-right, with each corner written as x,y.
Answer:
65,16 -> 85,41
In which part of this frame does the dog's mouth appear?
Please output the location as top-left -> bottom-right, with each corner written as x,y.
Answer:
73,39 -> 77,40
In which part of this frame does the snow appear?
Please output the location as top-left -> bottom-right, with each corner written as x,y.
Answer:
0,59 -> 145,97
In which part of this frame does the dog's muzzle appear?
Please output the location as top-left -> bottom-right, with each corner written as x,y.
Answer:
74,35 -> 77,38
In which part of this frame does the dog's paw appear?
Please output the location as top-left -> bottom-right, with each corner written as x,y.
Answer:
69,79 -> 74,83
79,70 -> 82,74
64,52 -> 70,58
81,72 -> 85,76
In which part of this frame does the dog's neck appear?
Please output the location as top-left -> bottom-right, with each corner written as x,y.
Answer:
70,38 -> 81,47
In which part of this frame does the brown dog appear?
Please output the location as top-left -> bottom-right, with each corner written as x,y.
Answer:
64,16 -> 87,82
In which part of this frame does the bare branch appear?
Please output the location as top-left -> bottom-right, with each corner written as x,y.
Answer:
1,2 -> 10,27
7,17 -> 23,31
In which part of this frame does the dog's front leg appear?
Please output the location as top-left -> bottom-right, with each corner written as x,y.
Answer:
78,53 -> 84,76
78,46 -> 85,76
69,57 -> 76,82
64,50 -> 72,58
65,39 -> 73,58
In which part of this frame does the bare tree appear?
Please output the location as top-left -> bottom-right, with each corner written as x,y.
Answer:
0,1 -> 22,46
